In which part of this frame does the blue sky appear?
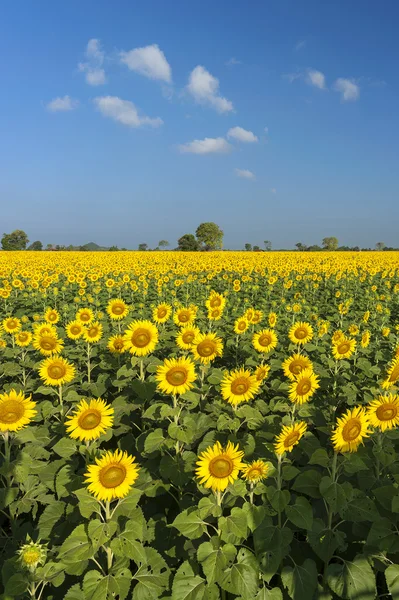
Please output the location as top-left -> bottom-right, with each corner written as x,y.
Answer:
1,0 -> 398,249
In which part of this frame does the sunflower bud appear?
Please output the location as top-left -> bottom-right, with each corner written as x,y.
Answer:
18,538 -> 47,572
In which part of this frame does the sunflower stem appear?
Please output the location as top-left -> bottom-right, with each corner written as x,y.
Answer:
2,431 -> 12,487
277,454 -> 283,528
327,452 -> 338,529
139,359 -> 145,381
249,482 -> 254,505
58,385 -> 63,417
375,432 -> 383,480
87,343 -> 91,383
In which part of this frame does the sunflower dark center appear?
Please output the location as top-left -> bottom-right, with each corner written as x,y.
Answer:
0,400 -> 24,424
209,457 -> 233,478
284,431 -> 300,448
48,364 -> 66,379
342,419 -> 361,442
197,341 -> 216,357
231,377 -> 249,395
132,328 -> 151,347
166,368 -> 188,386
99,464 -> 126,488
376,404 -> 397,421
78,409 -> 101,430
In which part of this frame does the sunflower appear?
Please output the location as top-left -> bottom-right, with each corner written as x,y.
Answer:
2,317 -> 21,334
382,357 -> 399,389
176,326 -> 200,350
107,335 -> 126,354
252,329 -> 278,354
39,356 -> 76,386
123,320 -> 158,356
288,321 -> 314,345
44,308 -> 60,324
367,394 -> 399,431
289,368 -> 319,404
331,406 -> 370,453
107,299 -> 129,321
234,317 -> 249,335
274,421 -> 307,456
332,330 -> 345,343
348,324 -> 359,336
0,390 -> 37,433
18,539 -> 47,572
191,333 -> 223,364
15,331 -> 32,347
242,460 -> 269,483
361,330 -> 370,348
205,292 -> 226,311
332,337 -> 356,360
83,322 -> 103,343
208,307 -> 224,321
195,441 -> 244,492
33,323 -> 57,337
255,364 -> 270,382
268,312 -> 277,328
65,398 -> 114,441
251,310 -> 263,325
66,320 -> 84,340
85,449 -> 140,501
76,308 -> 94,325
173,307 -> 196,327
221,368 -> 260,407
153,303 -> 172,324
282,353 -> 313,381
156,357 -> 196,395
33,334 -> 64,356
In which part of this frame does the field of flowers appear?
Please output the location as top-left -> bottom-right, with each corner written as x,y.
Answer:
1,250 -> 399,600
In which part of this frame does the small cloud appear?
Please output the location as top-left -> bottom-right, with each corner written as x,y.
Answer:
333,78 -> 360,102
46,95 -> 79,112
94,96 -> 163,128
270,187 -> 277,194
283,72 -> 302,83
78,38 -> 106,86
186,66 -> 234,113
179,137 -> 232,154
264,126 -> 269,134
295,40 -> 306,52
120,44 -> 172,83
306,69 -> 326,90
227,126 -> 258,143
225,57 -> 242,66
235,168 -> 255,180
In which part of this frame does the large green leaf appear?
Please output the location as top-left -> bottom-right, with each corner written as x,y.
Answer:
319,476 -> 347,513
58,524 -> 93,564
197,541 -> 236,584
218,507 -> 248,543
326,556 -> 376,600
144,428 -> 165,454
292,470 -> 322,498
171,561 -> 218,600
281,559 -> 318,600
88,519 -> 117,552
366,518 -> 399,552
253,521 -> 292,582
385,564 -> 399,599
172,508 -> 208,539
266,486 -> 290,512
74,487 -> 100,519
219,548 -> 259,600
131,547 -> 169,599
285,497 -> 313,530
38,501 -> 65,539
256,587 -> 283,599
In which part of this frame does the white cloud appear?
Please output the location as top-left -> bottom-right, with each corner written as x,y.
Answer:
295,40 -> 306,51
227,126 -> 258,143
270,187 -> 277,194
94,96 -> 163,128
306,69 -> 326,90
46,96 -> 79,112
187,66 -> 233,113
120,44 -> 172,83
78,38 -> 106,86
179,137 -> 232,154
283,72 -> 302,83
226,57 -> 242,66
333,78 -> 360,102
235,168 -> 255,180
264,126 -> 269,134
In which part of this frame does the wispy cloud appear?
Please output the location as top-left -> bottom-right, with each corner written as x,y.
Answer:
78,38 -> 106,86
120,44 -> 172,83
270,188 -> 277,194
235,168 -> 255,180
283,72 -> 302,84
225,57 -> 242,66
186,66 -> 234,113
306,69 -> 326,90
333,78 -> 360,102
46,96 -> 79,112
94,96 -> 163,128
227,126 -> 258,143
295,40 -> 306,52
179,137 -> 232,154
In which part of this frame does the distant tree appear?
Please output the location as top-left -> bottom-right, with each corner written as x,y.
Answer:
177,234 -> 199,252
28,240 -> 43,251
109,246 -> 119,251
322,237 -> 339,251
66,245 -> 74,251
245,243 -> 252,251
121,247 -> 127,251
295,242 -> 307,251
159,240 -> 169,249
195,222 -> 223,250
138,243 -> 148,251
253,245 -> 261,252
1,229 -> 29,250
264,240 -> 272,251
375,242 -> 385,251
307,245 -> 322,252
46,243 -> 53,250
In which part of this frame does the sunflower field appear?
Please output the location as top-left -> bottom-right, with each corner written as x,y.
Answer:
1,250 -> 399,600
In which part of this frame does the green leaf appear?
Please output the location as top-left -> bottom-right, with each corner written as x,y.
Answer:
286,497 -> 313,530
385,564 -> 399,599
58,524 -> 93,564
366,518 -> 399,552
74,488 -> 99,519
110,511 -> 147,563
144,428 -> 165,454
219,548 -> 259,600
256,588 -> 283,600
281,559 -> 318,600
132,547 -> 169,599
52,437 -> 77,458
282,465 -> 300,481
242,503 -> 267,532
4,573 -> 29,596
172,560 -> 217,600
38,501 -> 65,539
292,470 -> 322,498
197,541 -> 236,584
309,448 -> 330,468
112,488 -> 142,519
341,495 -> 379,522
83,571 -> 119,600
319,476 -> 347,513
266,486 -> 290,512
326,555 -> 376,600
308,519 -> 346,563
172,508 -> 207,539
218,507 -> 248,543
63,584 -> 85,600
88,519 -> 117,552
253,521 -> 292,582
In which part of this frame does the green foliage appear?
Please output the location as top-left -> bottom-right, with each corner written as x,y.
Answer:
1,229 -> 29,250
195,222 -> 224,250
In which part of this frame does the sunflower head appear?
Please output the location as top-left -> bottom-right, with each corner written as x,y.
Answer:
83,322 -> 103,344
153,303 -> 172,324
288,321 -> 314,345
191,333 -> 223,364
282,353 -> 313,381
242,460 -> 269,483
18,538 -> 47,572
107,335 -> 126,354
332,406 -> 370,453
156,356 -> 196,395
2,317 -> 22,334
255,364 -> 270,382
274,421 -> 307,456
252,329 -> 278,354
66,321 -> 84,340
288,368 -> 319,404
220,368 -> 260,407
0,390 -> 37,433
196,441 -> 245,492
234,318 -> 249,335
39,356 -> 76,386
76,308 -> 94,325
176,326 -> 200,350
332,337 -> 356,360
65,398 -> 114,441
15,331 -> 32,347
367,394 -> 399,431
33,333 -> 64,356
123,320 -> 158,356
85,449 -> 140,501
107,299 -> 129,321
44,308 -> 60,324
